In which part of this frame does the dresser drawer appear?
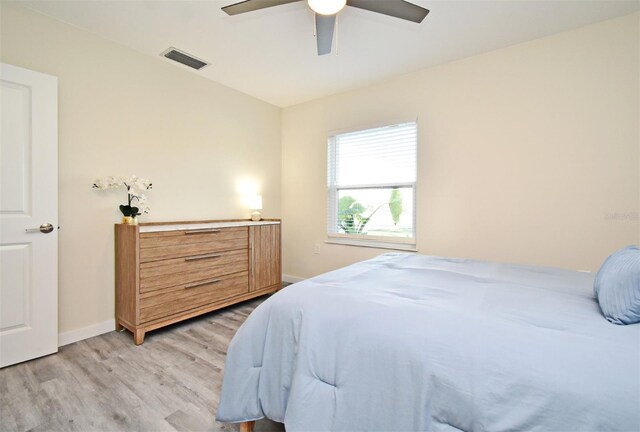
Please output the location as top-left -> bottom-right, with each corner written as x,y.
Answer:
139,249 -> 248,294
139,227 -> 248,262
139,271 -> 249,323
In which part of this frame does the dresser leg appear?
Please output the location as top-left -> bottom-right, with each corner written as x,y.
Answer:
115,320 -> 124,332
134,329 -> 145,345
239,421 -> 255,432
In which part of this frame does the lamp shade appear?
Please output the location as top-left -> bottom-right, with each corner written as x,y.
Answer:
308,0 -> 346,15
248,195 -> 263,210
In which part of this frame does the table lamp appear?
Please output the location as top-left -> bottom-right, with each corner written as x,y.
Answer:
249,195 -> 262,221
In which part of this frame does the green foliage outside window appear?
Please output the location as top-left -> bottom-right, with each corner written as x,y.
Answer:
389,188 -> 403,226
338,188 -> 404,234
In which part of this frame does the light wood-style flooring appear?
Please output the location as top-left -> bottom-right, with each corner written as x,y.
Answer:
0,296 -> 285,432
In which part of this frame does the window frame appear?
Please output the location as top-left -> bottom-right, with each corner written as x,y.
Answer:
326,121 -> 418,251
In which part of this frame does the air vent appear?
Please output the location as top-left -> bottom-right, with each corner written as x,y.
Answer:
161,47 -> 209,70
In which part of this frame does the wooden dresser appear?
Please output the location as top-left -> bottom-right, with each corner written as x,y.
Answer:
115,219 -> 281,344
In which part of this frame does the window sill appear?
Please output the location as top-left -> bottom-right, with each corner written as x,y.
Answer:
325,237 -> 417,252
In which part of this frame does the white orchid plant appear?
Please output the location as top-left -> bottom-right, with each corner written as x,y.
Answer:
92,175 -> 152,218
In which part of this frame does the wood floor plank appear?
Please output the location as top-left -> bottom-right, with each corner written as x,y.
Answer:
165,402 -> 218,432
0,294 -> 287,432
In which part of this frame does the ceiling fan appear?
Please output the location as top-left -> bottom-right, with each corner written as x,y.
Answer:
222,0 -> 429,56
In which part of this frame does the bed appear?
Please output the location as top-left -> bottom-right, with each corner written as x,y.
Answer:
216,253 -> 640,431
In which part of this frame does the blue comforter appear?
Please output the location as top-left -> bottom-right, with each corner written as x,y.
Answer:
217,253 -> 640,431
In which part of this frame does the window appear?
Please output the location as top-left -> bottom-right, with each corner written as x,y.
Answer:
327,122 -> 417,250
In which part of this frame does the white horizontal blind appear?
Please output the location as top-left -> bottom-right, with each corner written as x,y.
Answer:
327,122 -> 417,244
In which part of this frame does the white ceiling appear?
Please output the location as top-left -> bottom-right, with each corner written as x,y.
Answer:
17,0 -> 640,107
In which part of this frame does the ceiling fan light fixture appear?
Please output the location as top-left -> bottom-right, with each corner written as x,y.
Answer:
308,0 -> 346,15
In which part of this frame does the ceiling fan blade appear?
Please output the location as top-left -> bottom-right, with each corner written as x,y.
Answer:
315,14 -> 336,56
346,0 -> 429,23
222,0 -> 303,16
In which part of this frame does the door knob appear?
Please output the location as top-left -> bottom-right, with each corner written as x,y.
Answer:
25,223 -> 54,234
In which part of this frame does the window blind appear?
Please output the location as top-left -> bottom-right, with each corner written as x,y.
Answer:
327,122 -> 417,244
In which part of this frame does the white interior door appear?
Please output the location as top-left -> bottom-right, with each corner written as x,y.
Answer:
0,63 -> 58,368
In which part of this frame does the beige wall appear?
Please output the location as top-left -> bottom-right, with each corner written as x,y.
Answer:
282,13 -> 640,279
1,4 -> 282,335
2,4 -> 638,337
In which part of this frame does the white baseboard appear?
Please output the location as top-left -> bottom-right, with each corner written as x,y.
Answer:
58,276 -> 305,346
58,318 -> 115,347
283,274 -> 305,284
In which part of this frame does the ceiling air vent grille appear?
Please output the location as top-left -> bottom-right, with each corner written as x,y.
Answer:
161,47 -> 209,70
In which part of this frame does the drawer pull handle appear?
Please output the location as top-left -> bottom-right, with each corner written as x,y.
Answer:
185,278 -> 221,289
185,253 -> 222,262
185,229 -> 221,235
